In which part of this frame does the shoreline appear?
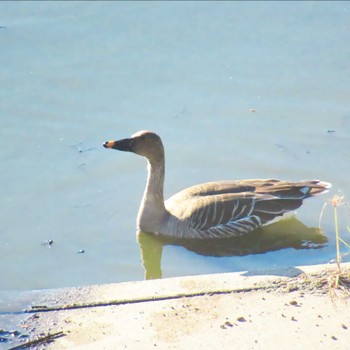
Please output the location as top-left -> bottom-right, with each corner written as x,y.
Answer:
2,262 -> 350,349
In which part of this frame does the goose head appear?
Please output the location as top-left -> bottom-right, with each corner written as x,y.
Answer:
103,130 -> 164,163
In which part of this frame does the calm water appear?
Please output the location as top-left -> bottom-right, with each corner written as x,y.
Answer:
1,1 -> 350,290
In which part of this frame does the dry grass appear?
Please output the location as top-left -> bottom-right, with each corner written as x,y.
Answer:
319,194 -> 350,301
328,269 -> 350,303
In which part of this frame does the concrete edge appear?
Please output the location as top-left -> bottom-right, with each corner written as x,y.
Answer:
16,262 -> 349,313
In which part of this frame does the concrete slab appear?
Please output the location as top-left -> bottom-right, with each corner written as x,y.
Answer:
1,263 -> 350,350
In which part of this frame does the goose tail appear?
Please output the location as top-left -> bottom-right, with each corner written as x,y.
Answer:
305,180 -> 332,196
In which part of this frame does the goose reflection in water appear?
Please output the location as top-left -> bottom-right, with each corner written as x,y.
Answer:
137,215 -> 327,280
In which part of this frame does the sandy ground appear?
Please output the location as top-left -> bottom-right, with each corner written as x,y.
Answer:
4,263 -> 350,350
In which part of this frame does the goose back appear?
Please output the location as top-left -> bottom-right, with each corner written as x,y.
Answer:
163,179 -> 330,239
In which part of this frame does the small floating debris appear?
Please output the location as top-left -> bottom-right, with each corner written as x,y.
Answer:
326,129 -> 336,133
249,108 -> 256,112
70,142 -> 96,153
78,147 -> 96,153
41,239 -> 54,247
77,249 -> 85,254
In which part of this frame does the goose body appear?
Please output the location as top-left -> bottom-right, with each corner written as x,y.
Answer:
103,130 -> 331,239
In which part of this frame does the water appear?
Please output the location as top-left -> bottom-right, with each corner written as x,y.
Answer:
1,2 -> 350,291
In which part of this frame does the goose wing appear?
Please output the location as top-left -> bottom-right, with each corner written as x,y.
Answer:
166,192 -> 261,238
165,179 -> 328,239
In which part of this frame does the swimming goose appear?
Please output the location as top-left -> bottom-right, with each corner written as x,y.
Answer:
103,130 -> 331,239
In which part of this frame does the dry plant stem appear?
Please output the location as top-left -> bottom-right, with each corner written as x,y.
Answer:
319,201 -> 327,229
334,206 -> 341,272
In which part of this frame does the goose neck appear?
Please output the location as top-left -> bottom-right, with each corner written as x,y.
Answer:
143,159 -> 165,206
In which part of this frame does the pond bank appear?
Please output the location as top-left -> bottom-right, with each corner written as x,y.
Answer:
2,262 -> 350,349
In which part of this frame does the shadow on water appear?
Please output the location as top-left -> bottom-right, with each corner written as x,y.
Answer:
137,215 -> 328,280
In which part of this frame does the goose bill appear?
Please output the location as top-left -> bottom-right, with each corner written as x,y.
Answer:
103,138 -> 133,152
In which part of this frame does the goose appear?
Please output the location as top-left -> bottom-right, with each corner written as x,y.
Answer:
103,130 -> 331,239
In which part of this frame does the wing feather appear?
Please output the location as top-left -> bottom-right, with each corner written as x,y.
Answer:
164,179 -> 329,239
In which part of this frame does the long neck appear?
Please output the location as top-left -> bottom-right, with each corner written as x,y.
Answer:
137,157 -> 167,232
144,159 -> 165,206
